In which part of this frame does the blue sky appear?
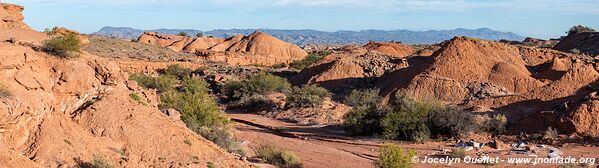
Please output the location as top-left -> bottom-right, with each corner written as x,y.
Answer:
5,0 -> 599,39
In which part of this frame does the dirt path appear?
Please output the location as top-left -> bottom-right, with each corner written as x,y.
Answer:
227,111 -> 382,168
227,111 -> 599,168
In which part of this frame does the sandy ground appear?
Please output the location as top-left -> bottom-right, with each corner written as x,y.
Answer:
228,111 -> 599,168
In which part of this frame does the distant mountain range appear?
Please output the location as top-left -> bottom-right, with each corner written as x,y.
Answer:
92,26 -> 525,46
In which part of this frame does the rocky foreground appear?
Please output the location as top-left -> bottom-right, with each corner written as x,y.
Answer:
0,3 -> 249,167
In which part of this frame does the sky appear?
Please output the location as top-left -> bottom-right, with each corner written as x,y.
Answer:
4,0 -> 599,39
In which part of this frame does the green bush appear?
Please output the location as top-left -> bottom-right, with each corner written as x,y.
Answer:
43,33 -> 81,58
224,73 -> 291,111
566,25 -> 596,35
0,83 -> 11,98
380,96 -> 438,141
377,144 -> 416,168
225,73 -> 291,101
344,89 -> 380,107
343,89 -> 385,135
129,66 -> 243,155
129,73 -> 179,92
160,78 -> 229,129
163,64 -> 193,80
206,162 -> 216,168
92,155 -> 114,168
129,92 -> 147,105
196,33 -> 204,37
286,85 -> 331,108
270,63 -> 286,69
178,32 -> 189,36
234,94 -> 278,112
198,126 -> 245,155
343,92 -> 480,141
426,107 -> 476,139
343,104 -> 385,135
255,144 -> 302,168
289,50 -> 332,70
481,114 -> 507,135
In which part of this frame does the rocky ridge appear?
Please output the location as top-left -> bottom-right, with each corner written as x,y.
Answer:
137,31 -> 308,66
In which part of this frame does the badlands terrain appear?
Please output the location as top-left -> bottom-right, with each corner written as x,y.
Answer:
2,3 -> 599,168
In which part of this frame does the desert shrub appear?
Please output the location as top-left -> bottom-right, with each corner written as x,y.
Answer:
206,162 -> 216,168
343,89 -> 385,135
376,144 -> 416,168
129,67 -> 242,155
566,25 -> 596,35
344,92 -> 481,141
178,32 -> 189,36
184,139 -> 192,146
570,49 -> 581,54
198,126 -> 245,155
285,85 -> 331,108
343,104 -> 385,135
43,33 -> 81,58
426,107 -> 476,139
380,96 -> 438,141
289,50 -> 332,70
270,63 -> 286,69
129,73 -> 179,92
448,149 -> 466,159
128,92 -> 147,105
196,33 -> 204,37
225,73 -> 291,100
234,94 -> 278,112
129,93 -> 142,101
160,78 -> 229,128
163,64 -> 193,80
481,114 -> 507,135
255,144 -> 302,168
92,155 -> 114,168
344,89 -> 380,107
0,83 -> 11,98
224,73 -> 291,111
543,127 -> 559,140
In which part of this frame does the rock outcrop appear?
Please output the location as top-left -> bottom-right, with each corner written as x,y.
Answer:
137,32 -> 188,48
363,41 -> 414,58
554,32 -> 599,56
137,31 -> 308,66
291,46 -> 408,92
0,3 -> 30,29
381,37 -> 544,102
0,4 -> 249,167
372,36 -> 599,135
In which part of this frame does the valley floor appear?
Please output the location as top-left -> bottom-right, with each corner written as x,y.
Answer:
227,110 -> 599,168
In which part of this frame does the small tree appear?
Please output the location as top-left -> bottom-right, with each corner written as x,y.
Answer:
178,32 -> 189,36
566,25 -> 596,35
196,32 -> 204,37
